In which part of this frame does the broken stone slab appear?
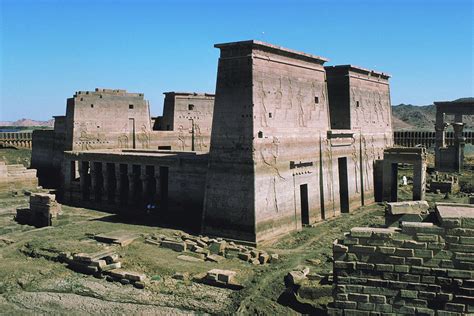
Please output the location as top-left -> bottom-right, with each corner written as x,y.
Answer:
350,227 -> 398,238
206,254 -> 225,263
172,272 -> 189,281
386,200 -> 430,215
285,270 -> 309,287
160,240 -> 186,252
101,262 -> 122,271
238,252 -> 251,261
94,232 -> 138,247
177,255 -> 205,262
206,269 -> 236,284
67,261 -> 99,275
258,253 -> 270,264
209,241 -> 226,255
195,239 -> 207,248
269,253 -> 279,263
124,271 -> 146,282
89,259 -> 107,269
108,269 -> 127,279
72,249 -> 117,263
145,238 -> 161,246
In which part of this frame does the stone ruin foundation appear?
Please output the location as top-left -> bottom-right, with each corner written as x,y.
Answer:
329,202 -> 474,315
16,193 -> 61,227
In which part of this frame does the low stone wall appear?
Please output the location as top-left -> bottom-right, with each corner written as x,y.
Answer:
0,161 -> 38,195
329,204 -> 474,315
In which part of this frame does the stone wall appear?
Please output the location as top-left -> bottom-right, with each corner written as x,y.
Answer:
0,161 -> 37,196
330,204 -> 474,315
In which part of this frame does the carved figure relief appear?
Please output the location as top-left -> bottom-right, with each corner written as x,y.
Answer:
137,124 -> 150,149
260,136 -> 285,214
177,125 -> 186,150
118,134 -> 129,148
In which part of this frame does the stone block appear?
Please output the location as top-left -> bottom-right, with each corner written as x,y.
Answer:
404,240 -> 427,249
400,289 -> 418,299
160,240 -> 186,252
414,249 -> 434,258
333,300 -> 357,309
357,302 -> 375,311
416,234 -> 438,242
445,303 -> 465,312
406,257 -> 423,265
394,248 -> 414,257
418,291 -> 436,300
369,294 -> 386,304
238,252 -> 251,261
449,243 -> 474,253
206,254 -> 225,263
378,246 -> 396,254
258,253 -> 269,264
374,304 -> 392,312
334,261 -> 356,270
401,274 -> 420,283
437,293 -> 453,301
401,222 -> 445,235
410,266 -> 431,275
209,241 -> 226,255
386,201 -> 429,215
447,269 -> 473,279
446,228 -> 474,236
343,237 -> 359,245
375,264 -> 394,272
333,243 -> 349,253
351,245 -> 377,254
348,293 -> 369,302
459,236 -> 474,245
386,256 -> 405,264
124,271 -> 146,282
394,265 -> 410,273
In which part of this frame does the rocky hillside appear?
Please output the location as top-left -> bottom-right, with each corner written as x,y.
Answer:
0,118 -> 54,127
392,98 -> 473,130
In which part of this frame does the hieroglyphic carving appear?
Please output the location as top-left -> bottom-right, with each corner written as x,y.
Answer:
260,136 -> 285,213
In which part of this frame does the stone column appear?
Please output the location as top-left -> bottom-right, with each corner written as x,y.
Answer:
413,160 -> 426,201
62,159 -> 72,202
140,169 -> 150,203
452,121 -> 465,172
79,161 -> 89,201
102,163 -> 110,203
154,167 -> 161,202
128,166 -> 136,205
114,163 -> 122,205
90,162 -> 98,202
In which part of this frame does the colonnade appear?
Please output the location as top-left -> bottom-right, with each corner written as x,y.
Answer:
64,160 -> 168,210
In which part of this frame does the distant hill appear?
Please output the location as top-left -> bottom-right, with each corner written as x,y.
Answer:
0,118 -> 54,127
392,98 -> 473,131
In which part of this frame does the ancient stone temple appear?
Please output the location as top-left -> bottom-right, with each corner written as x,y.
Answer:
434,99 -> 474,172
32,40 -> 394,245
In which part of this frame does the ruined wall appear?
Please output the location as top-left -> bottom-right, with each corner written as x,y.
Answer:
330,215 -> 474,315
0,161 -> 37,196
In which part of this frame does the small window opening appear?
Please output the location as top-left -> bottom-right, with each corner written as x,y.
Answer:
356,101 -> 360,108
188,104 -> 195,111
129,104 -> 134,109
80,97 -> 83,101
314,96 -> 319,104
269,112 -> 272,118
258,131 -> 263,138
90,104 -> 94,108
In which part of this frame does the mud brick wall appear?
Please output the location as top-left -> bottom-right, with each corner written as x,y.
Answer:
329,222 -> 474,315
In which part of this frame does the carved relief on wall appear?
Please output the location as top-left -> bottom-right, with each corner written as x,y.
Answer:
177,125 -> 186,150
118,134 -> 129,148
137,124 -> 150,149
258,136 -> 286,214
256,80 -> 269,128
77,123 -> 95,150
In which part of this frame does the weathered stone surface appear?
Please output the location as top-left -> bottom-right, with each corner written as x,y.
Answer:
386,201 -> 429,215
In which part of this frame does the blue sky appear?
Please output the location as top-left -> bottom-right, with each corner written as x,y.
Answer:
1,0 -> 473,121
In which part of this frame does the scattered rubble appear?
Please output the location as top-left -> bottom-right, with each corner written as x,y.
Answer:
200,269 -> 242,290
145,233 -> 277,265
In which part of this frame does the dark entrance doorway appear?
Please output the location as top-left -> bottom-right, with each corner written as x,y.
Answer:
338,157 -> 349,213
300,184 -> 309,225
